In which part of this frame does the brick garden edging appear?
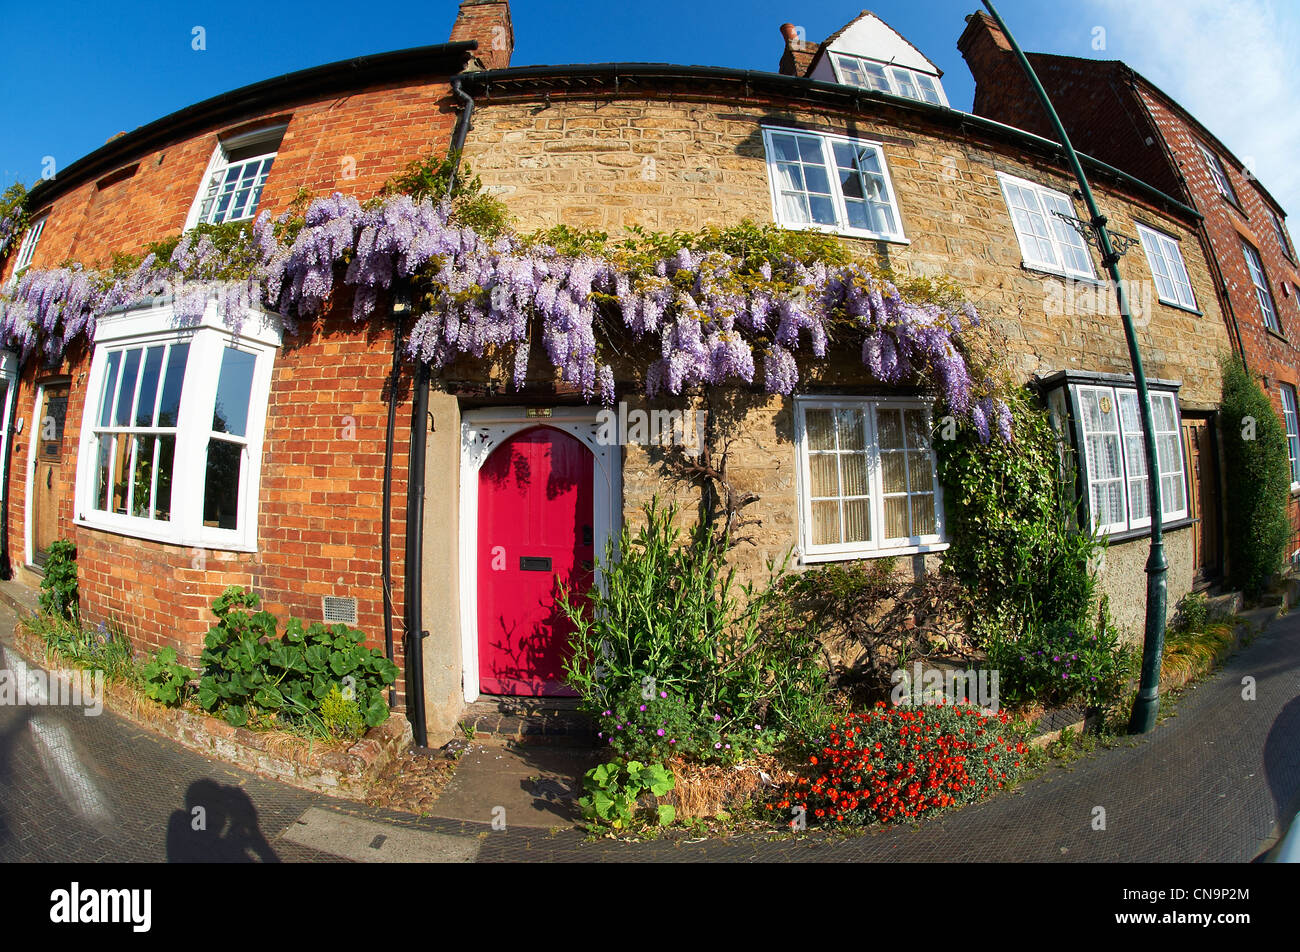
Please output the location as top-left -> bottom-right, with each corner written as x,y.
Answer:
9,619 -> 412,799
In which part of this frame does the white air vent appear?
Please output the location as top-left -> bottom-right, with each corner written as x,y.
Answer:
322,596 -> 358,625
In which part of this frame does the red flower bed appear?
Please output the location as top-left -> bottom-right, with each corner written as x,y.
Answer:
769,701 -> 1030,826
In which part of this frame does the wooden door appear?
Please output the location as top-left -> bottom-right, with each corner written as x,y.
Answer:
1182,417 -> 1221,585
32,382 -> 70,566
477,427 -> 594,696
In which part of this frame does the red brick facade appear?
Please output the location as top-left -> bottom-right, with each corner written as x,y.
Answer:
959,10 -> 1300,558
0,37 -> 488,712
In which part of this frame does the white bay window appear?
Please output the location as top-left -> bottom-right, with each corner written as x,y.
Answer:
1073,383 -> 1187,534
75,300 -> 279,551
795,397 -> 945,560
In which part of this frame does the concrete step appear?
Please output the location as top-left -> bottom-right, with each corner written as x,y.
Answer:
1206,591 -> 1243,619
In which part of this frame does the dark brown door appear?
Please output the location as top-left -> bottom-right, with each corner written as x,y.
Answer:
32,381 -> 70,567
1182,417 -> 1221,585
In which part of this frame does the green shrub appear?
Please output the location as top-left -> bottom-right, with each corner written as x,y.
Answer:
936,386 -> 1099,641
320,684 -> 367,740
38,540 -> 79,620
382,150 -> 509,236
592,683 -> 782,764
196,586 -> 398,734
141,647 -> 196,706
987,614 -> 1134,710
557,500 -> 830,759
579,760 -> 676,830
1219,354 -> 1291,600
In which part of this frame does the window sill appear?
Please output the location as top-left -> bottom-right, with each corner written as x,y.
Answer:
74,515 -> 258,554
774,220 -> 909,246
1267,327 -> 1289,344
1098,516 -> 1196,545
1021,263 -> 1102,286
1155,298 -> 1204,317
800,541 -> 949,564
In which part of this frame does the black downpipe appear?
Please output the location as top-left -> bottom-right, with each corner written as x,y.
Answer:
381,315 -> 404,707
400,75 -> 475,749
0,363 -> 20,581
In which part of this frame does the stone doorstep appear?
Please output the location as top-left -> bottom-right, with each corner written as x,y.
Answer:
460,697 -> 594,748
6,619 -> 412,799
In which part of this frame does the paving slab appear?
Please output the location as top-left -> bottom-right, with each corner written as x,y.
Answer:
280,807 -> 481,862
425,743 -> 600,829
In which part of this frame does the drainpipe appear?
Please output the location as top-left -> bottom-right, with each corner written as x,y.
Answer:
400,75 -> 476,750
382,313 -> 405,708
0,359 -> 20,581
981,1 -> 1168,733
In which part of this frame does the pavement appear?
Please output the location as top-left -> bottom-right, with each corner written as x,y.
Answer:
1,593 -> 1298,862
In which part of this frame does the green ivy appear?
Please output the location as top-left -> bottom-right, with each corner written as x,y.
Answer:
1219,354 -> 1291,600
935,387 -> 1099,642
38,540 -> 80,620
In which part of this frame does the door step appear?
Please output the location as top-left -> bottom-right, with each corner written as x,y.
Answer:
459,697 -> 595,747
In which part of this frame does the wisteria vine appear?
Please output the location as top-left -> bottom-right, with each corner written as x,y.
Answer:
0,190 -> 1010,440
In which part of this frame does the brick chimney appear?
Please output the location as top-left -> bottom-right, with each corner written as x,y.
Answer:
778,22 -> 817,77
450,0 -> 514,71
957,10 -> 1046,135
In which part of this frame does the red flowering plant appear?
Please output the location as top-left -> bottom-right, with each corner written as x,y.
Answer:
769,701 -> 1032,827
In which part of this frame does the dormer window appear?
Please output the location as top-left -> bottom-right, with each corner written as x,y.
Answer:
832,53 -> 944,105
187,125 -> 285,229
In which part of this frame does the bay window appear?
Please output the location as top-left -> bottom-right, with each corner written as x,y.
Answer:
75,299 -> 279,550
795,396 -> 945,560
1050,375 -> 1188,535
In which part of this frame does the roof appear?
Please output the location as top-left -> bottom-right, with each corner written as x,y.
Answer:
1021,50 -> 1290,218
806,10 -> 944,80
25,40 -> 478,210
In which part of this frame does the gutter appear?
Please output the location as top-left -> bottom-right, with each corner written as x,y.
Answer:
400,75 -> 476,750
456,63 -> 1201,222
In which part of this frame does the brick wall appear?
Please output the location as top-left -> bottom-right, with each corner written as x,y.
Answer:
1,77 -> 462,708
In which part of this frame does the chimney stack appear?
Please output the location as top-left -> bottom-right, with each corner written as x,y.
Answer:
957,11 -> 1044,134
956,11 -> 1013,83
778,22 -> 817,77
450,0 -> 514,71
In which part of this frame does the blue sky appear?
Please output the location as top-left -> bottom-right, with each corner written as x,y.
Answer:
2,1 -> 1296,218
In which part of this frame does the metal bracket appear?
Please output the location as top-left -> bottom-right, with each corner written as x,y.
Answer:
1052,210 -> 1140,259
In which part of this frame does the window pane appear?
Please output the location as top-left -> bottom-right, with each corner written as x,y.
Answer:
808,196 -> 836,225
131,435 -> 155,517
134,346 -> 166,427
877,409 -> 903,449
843,499 -> 871,543
769,134 -> 801,163
213,347 -> 257,437
94,438 -> 112,512
811,500 -> 840,546
809,453 -> 839,497
908,450 -> 934,490
203,438 -> 243,530
805,409 -> 836,450
110,433 -> 131,515
841,453 -> 869,496
98,351 -> 121,427
836,408 -> 865,450
881,451 -> 908,493
114,348 -> 141,426
911,494 -> 936,535
157,342 -> 190,428
155,435 -> 176,521
884,496 -> 910,539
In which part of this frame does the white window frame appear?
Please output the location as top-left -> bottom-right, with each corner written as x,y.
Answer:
1073,384 -> 1188,535
1197,142 -> 1237,202
8,215 -> 47,285
73,299 -> 281,552
0,350 -> 17,474
1135,223 -> 1197,310
1242,240 -> 1281,334
794,396 -> 947,562
1270,210 -> 1294,261
183,126 -> 285,231
831,53 -> 948,106
996,172 -> 1096,280
762,126 -> 907,242
1281,384 -> 1300,490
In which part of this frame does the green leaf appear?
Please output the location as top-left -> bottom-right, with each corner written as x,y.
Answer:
363,694 -> 388,727
197,678 -> 219,710
657,804 -> 676,826
224,704 -> 249,727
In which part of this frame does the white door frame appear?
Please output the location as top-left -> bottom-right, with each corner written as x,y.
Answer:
457,406 -> 621,703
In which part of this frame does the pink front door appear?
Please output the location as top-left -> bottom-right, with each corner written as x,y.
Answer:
477,426 -> 594,696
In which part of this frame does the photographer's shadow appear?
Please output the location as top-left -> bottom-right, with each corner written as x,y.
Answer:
166,779 -> 280,863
